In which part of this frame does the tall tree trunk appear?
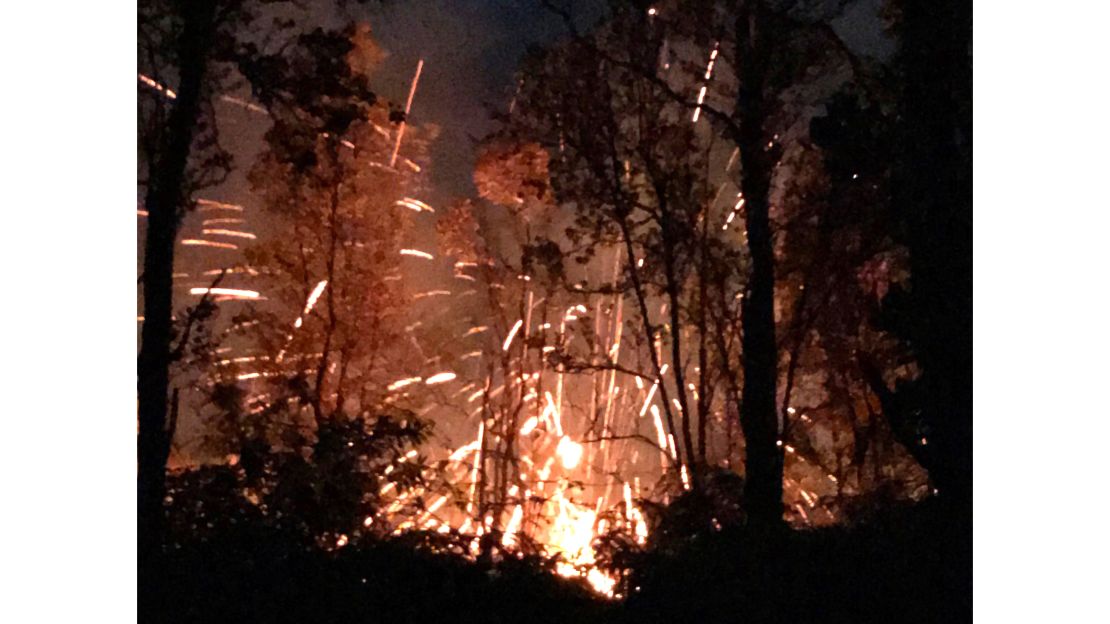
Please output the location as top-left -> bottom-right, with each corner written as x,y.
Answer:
137,0 -> 218,561
659,203 -> 697,476
313,152 -> 342,424
734,5 -> 784,526
894,0 -> 972,508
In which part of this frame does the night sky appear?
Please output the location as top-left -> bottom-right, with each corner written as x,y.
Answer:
363,0 -> 890,205
367,0 -> 604,204
205,0 -> 890,215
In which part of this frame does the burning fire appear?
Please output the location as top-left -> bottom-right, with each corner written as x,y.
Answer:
170,38 -> 865,599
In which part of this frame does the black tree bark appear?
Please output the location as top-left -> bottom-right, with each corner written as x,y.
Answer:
891,0 -> 972,508
734,5 -> 784,526
137,0 -> 219,561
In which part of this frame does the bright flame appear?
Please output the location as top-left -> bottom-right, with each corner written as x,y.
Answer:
556,436 -> 584,470
502,505 -> 524,546
546,487 -> 615,596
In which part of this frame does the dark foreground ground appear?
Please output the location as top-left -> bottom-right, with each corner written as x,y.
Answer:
142,499 -> 969,624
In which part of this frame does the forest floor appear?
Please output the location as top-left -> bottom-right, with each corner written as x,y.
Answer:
142,498 -> 970,624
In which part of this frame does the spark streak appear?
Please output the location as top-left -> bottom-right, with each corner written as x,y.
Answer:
388,377 -> 422,391
181,239 -> 237,250
189,287 -> 259,299
202,228 -> 256,239
293,280 -> 328,329
138,73 -> 176,98
395,197 -> 435,213
400,249 -> 434,260
195,199 -> 244,212
413,290 -> 451,300
502,319 -> 524,351
425,372 -> 457,385
520,415 -> 539,435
